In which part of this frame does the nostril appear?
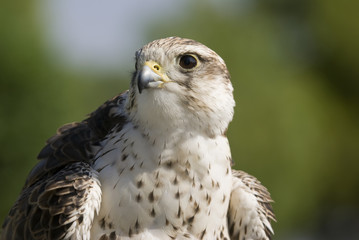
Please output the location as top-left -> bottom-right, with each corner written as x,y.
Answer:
153,65 -> 160,71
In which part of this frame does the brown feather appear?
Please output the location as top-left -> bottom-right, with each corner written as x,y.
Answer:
1,92 -> 128,240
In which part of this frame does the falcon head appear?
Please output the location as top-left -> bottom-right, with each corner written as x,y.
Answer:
126,37 -> 235,137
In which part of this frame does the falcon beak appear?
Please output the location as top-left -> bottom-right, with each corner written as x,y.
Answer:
137,61 -> 171,94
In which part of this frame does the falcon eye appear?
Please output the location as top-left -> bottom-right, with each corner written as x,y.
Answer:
179,55 -> 198,69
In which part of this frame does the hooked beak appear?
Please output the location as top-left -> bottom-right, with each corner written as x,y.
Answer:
137,61 -> 171,94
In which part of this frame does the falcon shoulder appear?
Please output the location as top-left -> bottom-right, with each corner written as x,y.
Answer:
228,170 -> 276,240
1,92 -> 128,240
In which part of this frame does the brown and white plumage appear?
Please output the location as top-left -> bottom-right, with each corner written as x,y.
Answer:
1,37 -> 275,240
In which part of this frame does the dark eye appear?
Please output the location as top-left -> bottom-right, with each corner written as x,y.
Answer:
179,55 -> 197,69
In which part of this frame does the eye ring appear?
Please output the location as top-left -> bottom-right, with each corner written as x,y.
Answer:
179,54 -> 198,69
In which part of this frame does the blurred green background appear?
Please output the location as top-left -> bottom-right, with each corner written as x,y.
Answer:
1,0 -> 358,239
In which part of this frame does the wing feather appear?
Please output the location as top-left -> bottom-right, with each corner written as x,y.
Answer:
228,170 -> 276,240
1,162 -> 101,240
1,92 -> 129,240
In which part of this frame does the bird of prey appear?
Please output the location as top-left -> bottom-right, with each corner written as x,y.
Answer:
1,37 -> 275,240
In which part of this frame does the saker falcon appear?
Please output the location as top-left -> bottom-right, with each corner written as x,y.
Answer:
1,37 -> 275,240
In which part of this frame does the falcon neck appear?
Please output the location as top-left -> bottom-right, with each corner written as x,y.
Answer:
135,123 -> 196,149
130,121 -> 232,165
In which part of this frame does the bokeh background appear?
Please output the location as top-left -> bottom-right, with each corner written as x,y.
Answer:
1,0 -> 358,239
